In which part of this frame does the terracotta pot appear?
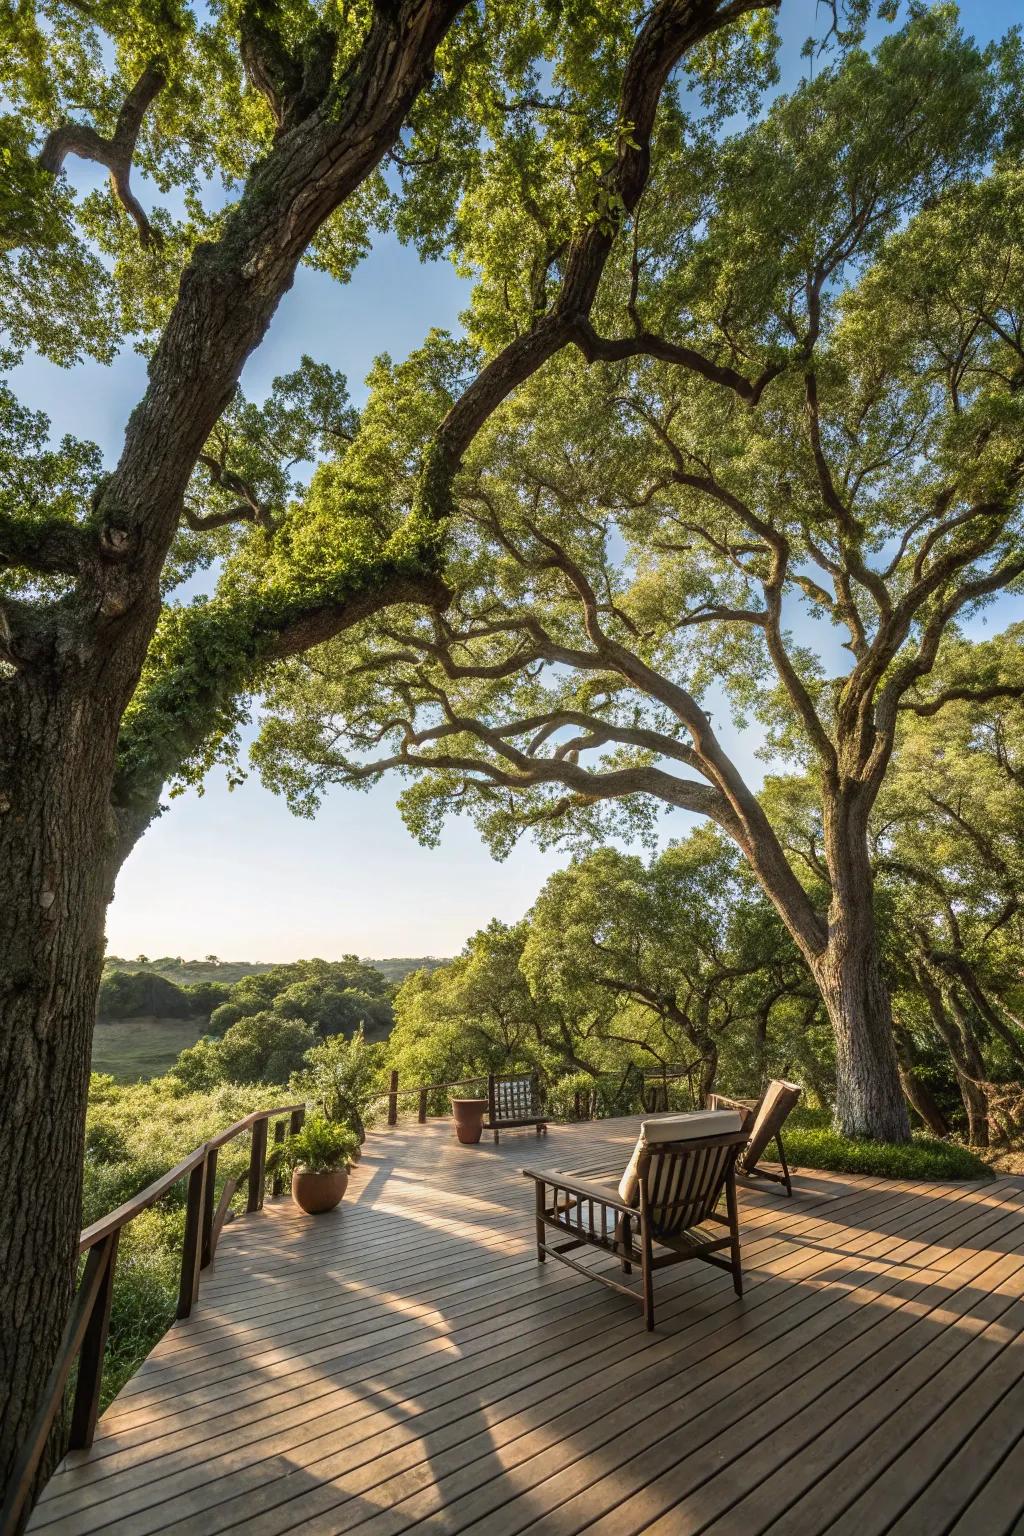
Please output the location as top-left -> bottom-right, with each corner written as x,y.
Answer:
291,1166 -> 348,1214
451,1097 -> 487,1145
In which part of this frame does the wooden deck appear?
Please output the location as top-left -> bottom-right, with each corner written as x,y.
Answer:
29,1116 -> 1024,1536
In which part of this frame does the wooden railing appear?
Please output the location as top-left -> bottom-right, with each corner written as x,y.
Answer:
0,1101 -> 304,1536
385,1071 -> 488,1125
383,1061 -> 708,1127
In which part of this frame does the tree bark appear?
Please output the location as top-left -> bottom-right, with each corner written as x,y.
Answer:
0,672 -> 119,1492
809,790 -> 911,1141
812,934 -> 910,1141
893,1027 -> 950,1138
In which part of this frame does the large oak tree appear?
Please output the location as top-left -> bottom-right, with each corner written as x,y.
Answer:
252,10 -> 1024,1145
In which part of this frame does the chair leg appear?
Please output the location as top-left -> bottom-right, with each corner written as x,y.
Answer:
494,1129 -> 499,1145
616,1214 -> 632,1276
640,1215 -> 654,1329
726,1167 -> 743,1298
534,1182 -> 546,1262
776,1133 -> 793,1196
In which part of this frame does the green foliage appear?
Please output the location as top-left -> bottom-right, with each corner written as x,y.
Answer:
776,1110 -> 993,1182
277,1114 -> 359,1175
96,967 -> 226,1021
289,1027 -> 386,1138
82,1073 -> 279,1403
389,833 -> 820,1103
172,1009 -> 316,1089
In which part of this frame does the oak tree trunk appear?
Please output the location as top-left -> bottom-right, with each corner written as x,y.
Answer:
814,791 -> 911,1143
0,673 -> 119,1495
813,935 -> 910,1141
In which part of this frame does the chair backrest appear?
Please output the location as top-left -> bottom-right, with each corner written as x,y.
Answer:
488,1071 -> 541,1124
642,1134 -> 746,1238
616,1109 -> 744,1232
742,1080 -> 802,1171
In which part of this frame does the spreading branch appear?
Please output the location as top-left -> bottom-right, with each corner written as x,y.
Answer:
38,62 -> 166,245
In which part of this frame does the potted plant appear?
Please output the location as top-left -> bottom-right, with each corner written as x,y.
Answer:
277,1115 -> 359,1214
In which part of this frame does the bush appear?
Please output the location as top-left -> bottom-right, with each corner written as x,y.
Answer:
770,1109 -> 993,1181
290,1027 -> 385,1138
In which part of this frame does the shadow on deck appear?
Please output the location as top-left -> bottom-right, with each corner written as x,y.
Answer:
28,1116 -> 1024,1536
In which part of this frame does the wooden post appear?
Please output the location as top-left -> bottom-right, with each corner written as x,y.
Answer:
388,1069 -> 399,1126
573,1089 -> 582,1121
177,1156 -> 207,1319
247,1117 -> 268,1214
272,1119 -> 286,1197
290,1106 -> 305,1136
418,1087 -> 428,1124
68,1231 -> 119,1449
200,1146 -> 218,1268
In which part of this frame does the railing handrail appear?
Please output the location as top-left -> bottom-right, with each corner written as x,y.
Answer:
77,1101 -> 305,1252
393,1075 -> 487,1095
1,1099 -> 305,1536
382,1060 -> 711,1129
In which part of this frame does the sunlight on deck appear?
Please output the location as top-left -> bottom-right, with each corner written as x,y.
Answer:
28,1117 -> 1024,1536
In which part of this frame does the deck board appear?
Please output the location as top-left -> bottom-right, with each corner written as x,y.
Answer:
28,1117 -> 1024,1535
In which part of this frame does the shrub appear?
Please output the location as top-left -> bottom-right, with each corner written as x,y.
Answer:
767,1109 -> 993,1181
290,1027 -> 385,1138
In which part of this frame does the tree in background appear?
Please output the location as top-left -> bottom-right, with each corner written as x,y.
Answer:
389,830 -> 819,1104
256,12 -> 1024,1144
389,918 -> 600,1091
1,0 -> 777,1476
207,957 -> 395,1039
877,626 -> 1024,1142
521,833 -> 807,1101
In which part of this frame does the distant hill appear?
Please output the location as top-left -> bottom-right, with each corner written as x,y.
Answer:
103,955 -> 451,987
103,957 -> 276,987
364,956 -> 450,983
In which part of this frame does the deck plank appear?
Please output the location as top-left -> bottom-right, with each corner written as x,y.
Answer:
27,1118 -> 1024,1536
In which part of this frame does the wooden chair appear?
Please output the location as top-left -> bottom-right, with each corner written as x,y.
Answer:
486,1071 -> 547,1144
707,1079 -> 802,1196
523,1109 -> 746,1329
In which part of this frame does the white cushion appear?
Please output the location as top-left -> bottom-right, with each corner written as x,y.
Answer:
617,1109 -> 743,1205
640,1109 -> 743,1143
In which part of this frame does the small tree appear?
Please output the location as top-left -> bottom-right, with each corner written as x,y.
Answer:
290,1027 -> 385,1140
521,834 -> 806,1101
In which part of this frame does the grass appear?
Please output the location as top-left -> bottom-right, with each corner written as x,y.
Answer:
91,1016 -> 208,1081
763,1107 -> 994,1181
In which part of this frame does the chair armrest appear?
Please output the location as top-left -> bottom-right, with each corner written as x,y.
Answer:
522,1167 -> 633,1215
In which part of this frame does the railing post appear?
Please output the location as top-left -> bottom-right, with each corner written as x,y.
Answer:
388,1069 -> 399,1126
200,1147 -> 218,1268
418,1087 -> 427,1124
177,1155 -> 207,1319
247,1116 -> 268,1213
290,1105 -> 305,1136
574,1090 -> 582,1121
68,1230 -> 119,1450
272,1118 -> 286,1197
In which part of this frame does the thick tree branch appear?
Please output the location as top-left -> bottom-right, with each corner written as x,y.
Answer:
38,62 -> 166,245
900,680 -> 1024,717
0,513 -> 94,576
423,0 -> 780,511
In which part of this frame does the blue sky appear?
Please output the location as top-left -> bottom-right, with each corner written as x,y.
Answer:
13,1 -> 1023,962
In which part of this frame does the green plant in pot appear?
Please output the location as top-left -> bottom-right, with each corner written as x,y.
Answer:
277,1115 -> 360,1215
